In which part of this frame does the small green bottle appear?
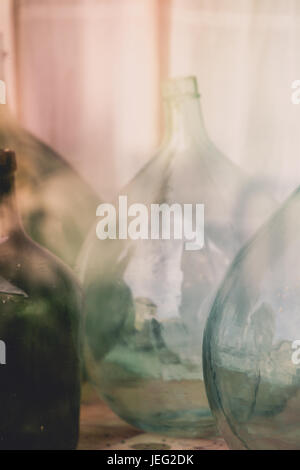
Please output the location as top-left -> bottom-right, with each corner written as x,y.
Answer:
0,149 -> 81,449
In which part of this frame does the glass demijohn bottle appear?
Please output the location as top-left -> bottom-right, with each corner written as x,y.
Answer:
78,76 -> 274,437
0,34 -> 98,267
203,185 -> 300,450
0,149 -> 81,449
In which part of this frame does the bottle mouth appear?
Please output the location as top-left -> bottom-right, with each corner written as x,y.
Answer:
162,76 -> 200,100
0,149 -> 17,176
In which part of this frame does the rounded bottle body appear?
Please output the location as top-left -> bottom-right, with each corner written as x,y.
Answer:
204,187 -> 300,449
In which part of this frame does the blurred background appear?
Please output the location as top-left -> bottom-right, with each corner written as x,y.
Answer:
1,0 -> 300,201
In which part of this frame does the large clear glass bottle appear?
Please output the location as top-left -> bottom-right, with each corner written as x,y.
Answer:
203,184 -> 300,450
0,149 -> 81,449
0,36 -> 98,267
78,76 -> 275,437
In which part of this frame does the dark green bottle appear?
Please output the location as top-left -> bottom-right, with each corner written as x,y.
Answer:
0,149 -> 81,450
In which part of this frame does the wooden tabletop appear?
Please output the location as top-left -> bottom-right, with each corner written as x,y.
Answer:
78,385 -> 228,451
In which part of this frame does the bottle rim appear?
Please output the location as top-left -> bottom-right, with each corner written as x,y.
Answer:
0,149 -> 17,175
162,76 -> 200,99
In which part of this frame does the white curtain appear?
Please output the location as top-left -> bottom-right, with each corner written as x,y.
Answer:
15,0 -> 159,199
169,0 -> 300,200
13,0 -> 300,201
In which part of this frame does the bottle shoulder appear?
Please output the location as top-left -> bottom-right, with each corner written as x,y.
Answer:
0,232 -> 81,299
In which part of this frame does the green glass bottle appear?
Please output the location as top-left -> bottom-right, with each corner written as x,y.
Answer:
0,36 -> 98,267
0,149 -> 81,450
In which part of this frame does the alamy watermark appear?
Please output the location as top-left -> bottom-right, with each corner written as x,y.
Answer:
96,196 -> 204,251
0,340 -> 6,365
0,80 -> 6,104
292,340 -> 300,365
0,84 -> 7,364
291,80 -> 300,104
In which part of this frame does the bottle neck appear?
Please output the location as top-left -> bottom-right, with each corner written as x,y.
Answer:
0,175 -> 22,241
162,94 -> 208,151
